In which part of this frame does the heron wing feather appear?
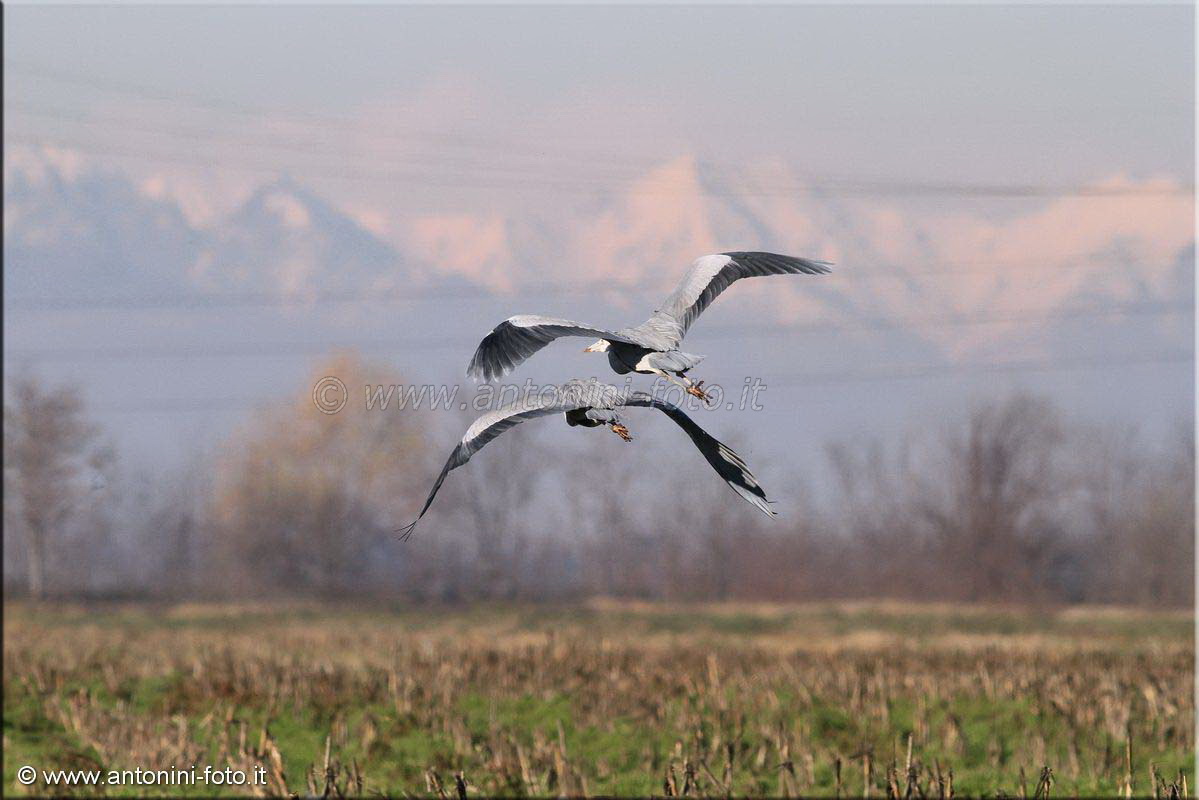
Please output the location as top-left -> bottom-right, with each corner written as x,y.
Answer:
399,386 -> 599,537
621,392 -> 777,517
645,252 -> 831,347
466,315 -> 647,382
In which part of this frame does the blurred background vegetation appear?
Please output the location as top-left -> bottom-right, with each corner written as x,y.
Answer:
3,352 -> 1192,608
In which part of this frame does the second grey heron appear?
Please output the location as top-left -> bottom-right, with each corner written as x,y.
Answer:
398,379 -> 776,539
466,252 -> 831,402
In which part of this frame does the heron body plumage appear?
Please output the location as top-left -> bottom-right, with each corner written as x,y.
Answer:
632,349 -> 705,375
565,407 -> 622,428
602,342 -> 705,377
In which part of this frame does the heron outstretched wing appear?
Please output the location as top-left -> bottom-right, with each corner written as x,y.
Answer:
466,315 -> 646,382
621,392 -> 777,517
645,252 -> 832,347
399,382 -> 611,538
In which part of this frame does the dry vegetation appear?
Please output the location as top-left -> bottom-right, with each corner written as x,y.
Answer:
4,601 -> 1193,797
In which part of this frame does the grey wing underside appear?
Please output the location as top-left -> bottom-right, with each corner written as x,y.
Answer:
398,392 -> 591,538
622,392 -> 777,517
642,252 -> 832,348
467,315 -> 647,382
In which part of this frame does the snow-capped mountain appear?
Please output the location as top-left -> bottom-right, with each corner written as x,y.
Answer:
4,156 -> 201,299
4,159 -> 419,306
4,148 -> 1190,363
191,179 -> 405,299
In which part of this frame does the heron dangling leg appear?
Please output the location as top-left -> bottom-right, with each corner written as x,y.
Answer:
685,379 -> 713,405
652,369 -> 714,406
610,423 -> 634,442
676,374 -> 714,406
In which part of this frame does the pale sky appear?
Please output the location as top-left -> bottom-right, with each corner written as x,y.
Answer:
6,4 -> 1193,219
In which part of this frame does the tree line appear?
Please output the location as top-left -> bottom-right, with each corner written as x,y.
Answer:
3,354 -> 1193,607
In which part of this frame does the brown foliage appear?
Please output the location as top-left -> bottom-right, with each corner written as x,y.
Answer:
208,353 -> 427,597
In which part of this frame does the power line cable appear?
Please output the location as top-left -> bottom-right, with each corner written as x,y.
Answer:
8,128 -> 1190,199
5,302 -> 1190,364
79,349 -> 1193,416
10,61 -> 1193,197
767,351 -> 1192,390
4,254 -> 1183,313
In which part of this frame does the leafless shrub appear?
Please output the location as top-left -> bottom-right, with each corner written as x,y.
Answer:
4,371 -> 113,599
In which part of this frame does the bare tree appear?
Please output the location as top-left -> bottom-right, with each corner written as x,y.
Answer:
128,458 -> 212,599
4,374 -> 110,600
911,395 -> 1067,602
825,437 -> 926,598
8,373 -> 1189,608
451,412 -> 542,601
1078,420 -> 1195,607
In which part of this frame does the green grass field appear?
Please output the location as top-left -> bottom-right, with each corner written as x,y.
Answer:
4,601 -> 1193,797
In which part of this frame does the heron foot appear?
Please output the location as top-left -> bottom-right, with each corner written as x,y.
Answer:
611,423 -> 634,442
686,381 -> 713,405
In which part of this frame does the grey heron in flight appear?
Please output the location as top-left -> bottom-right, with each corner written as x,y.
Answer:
467,252 -> 831,402
398,379 -> 775,539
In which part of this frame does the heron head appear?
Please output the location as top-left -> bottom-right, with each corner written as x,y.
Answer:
583,339 -> 610,353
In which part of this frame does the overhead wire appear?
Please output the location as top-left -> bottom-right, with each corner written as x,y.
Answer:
4,250 -> 1186,313
10,61 -> 1191,198
4,301 -> 1190,364
80,350 -> 1193,416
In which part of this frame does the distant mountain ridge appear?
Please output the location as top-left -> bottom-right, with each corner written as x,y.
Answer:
4,150 -> 1191,364
191,178 -> 405,299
